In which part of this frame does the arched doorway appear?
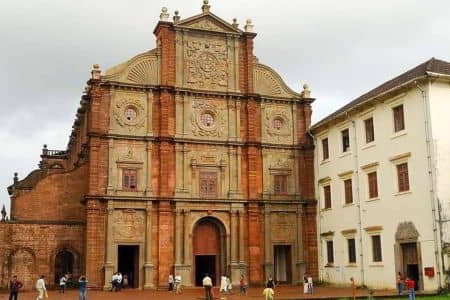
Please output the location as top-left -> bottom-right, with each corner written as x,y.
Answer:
193,217 -> 226,286
55,250 -> 74,283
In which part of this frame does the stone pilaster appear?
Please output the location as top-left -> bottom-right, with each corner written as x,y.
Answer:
144,203 -> 154,289
103,202 -> 114,290
175,209 -> 192,286
296,206 -> 305,285
175,209 -> 183,265
107,139 -> 114,195
145,142 -> 153,196
230,210 -> 240,284
264,204 -> 273,280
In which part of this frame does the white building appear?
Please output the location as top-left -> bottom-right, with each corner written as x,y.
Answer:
310,58 -> 450,292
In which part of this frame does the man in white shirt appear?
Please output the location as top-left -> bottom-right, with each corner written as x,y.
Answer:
174,273 -> 182,294
35,275 -> 47,300
59,275 -> 66,293
202,274 -> 213,300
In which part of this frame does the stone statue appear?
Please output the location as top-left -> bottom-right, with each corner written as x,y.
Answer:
1,205 -> 6,222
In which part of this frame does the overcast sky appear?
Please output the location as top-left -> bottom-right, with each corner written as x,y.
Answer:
0,0 -> 449,215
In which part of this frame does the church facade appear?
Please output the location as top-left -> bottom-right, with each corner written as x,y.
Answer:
1,2 -> 317,290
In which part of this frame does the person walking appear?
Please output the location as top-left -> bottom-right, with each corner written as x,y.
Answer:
79,275 -> 88,300
226,276 -> 232,294
168,274 -> 174,291
405,277 -> 416,300
220,275 -> 227,293
202,273 -> 213,300
175,273 -> 182,294
239,275 -> 248,296
35,275 -> 47,300
8,275 -> 23,300
396,272 -> 404,295
307,275 -> 313,294
263,285 -> 274,300
117,272 -> 123,291
59,274 -> 67,293
266,275 -> 275,289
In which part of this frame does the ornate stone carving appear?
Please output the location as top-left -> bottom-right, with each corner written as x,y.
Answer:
191,100 -> 226,137
184,37 -> 228,90
253,64 -> 301,98
113,98 -> 146,131
188,19 -> 225,32
271,213 -> 295,242
395,222 -> 419,242
270,158 -> 290,170
118,147 -> 138,162
265,108 -> 292,143
113,210 -> 145,240
126,59 -> 158,84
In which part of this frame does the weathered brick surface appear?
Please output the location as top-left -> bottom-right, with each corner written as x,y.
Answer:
13,164 -> 88,221
0,223 -> 84,291
303,203 -> 318,278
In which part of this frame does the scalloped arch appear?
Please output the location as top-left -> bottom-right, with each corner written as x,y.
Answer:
126,59 -> 158,84
253,64 -> 301,99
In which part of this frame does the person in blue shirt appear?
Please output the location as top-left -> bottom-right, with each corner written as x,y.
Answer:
79,275 -> 88,300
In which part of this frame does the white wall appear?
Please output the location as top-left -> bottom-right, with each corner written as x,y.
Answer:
314,82 -> 444,291
429,80 -> 450,245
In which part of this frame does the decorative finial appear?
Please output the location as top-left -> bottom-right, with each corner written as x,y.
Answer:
202,0 -> 211,13
173,10 -> 181,23
232,18 -> 239,29
302,83 -> 311,98
160,7 -> 169,21
91,64 -> 101,80
244,19 -> 254,33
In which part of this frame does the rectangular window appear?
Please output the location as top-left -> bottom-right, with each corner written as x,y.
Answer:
372,235 -> 382,262
393,105 -> 405,132
274,175 -> 288,194
324,185 -> 331,209
397,163 -> 410,192
365,117 -> 375,143
368,172 -> 378,198
348,238 -> 356,263
199,171 -> 217,198
326,240 -> 334,264
344,179 -> 353,204
342,129 -> 350,152
322,138 -> 329,160
123,169 -> 137,190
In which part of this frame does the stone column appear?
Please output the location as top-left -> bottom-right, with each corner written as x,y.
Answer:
107,139 -> 114,195
296,206 -> 305,285
179,209 -> 192,287
231,210 -> 240,284
239,210 -> 245,264
144,203 -> 154,289
103,202 -> 114,290
145,142 -> 152,196
175,209 -> 183,265
264,204 -> 273,280
147,91 -> 153,136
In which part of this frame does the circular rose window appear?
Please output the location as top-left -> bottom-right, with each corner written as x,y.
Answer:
200,112 -> 215,128
273,118 -> 284,130
125,107 -> 137,121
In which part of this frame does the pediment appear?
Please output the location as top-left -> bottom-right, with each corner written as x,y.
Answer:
103,49 -> 159,85
253,63 -> 302,99
176,13 -> 242,34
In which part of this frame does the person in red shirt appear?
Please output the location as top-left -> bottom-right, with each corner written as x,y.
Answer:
8,276 -> 23,300
405,277 -> 415,300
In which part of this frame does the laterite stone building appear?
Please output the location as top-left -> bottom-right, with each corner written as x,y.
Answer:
1,1 -> 318,290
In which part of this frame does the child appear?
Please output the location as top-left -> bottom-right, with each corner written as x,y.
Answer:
263,285 -> 274,300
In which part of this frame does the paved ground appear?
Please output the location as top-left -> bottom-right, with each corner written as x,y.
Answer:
0,286 -> 415,300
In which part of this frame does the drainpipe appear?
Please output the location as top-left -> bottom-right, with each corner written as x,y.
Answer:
415,81 -> 442,291
308,130 -> 324,282
351,120 -> 365,287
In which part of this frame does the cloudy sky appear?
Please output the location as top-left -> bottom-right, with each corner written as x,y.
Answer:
0,0 -> 449,214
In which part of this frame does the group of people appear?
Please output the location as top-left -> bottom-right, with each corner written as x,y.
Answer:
168,273 -> 182,294
219,274 -> 232,294
8,274 -> 88,300
397,272 -> 417,300
111,272 -> 128,292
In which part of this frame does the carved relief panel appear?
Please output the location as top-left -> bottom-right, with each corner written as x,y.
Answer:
262,104 -> 294,145
108,143 -> 148,196
176,31 -> 239,92
262,149 -> 298,198
113,209 -> 145,242
110,90 -> 152,136
271,213 -> 296,242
